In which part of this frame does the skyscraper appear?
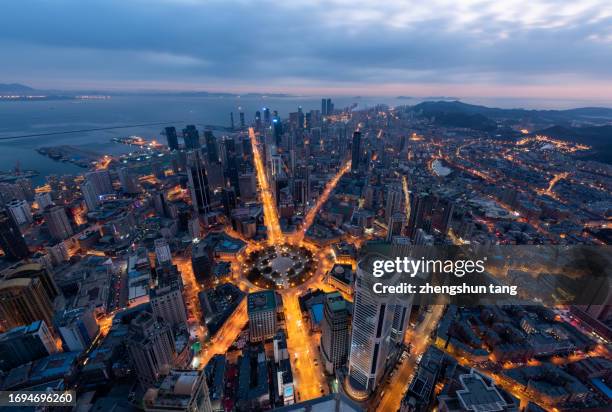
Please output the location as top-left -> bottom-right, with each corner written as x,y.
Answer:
221,187 -> 237,217
2,263 -> 59,304
150,275 -> 188,331
0,277 -> 54,329
320,292 -> 350,375
351,131 -> 362,171
128,311 -> 176,387
85,170 -> 113,196
55,307 -> 100,352
385,184 -> 403,222
0,320 -> 57,371
165,126 -> 179,151
187,151 -> 212,215
204,130 -> 219,163
248,291 -> 277,342
0,209 -> 30,261
273,116 -> 283,146
81,180 -> 99,211
230,112 -> 235,130
118,167 -> 140,194
183,125 -> 201,149
154,238 -> 172,264
326,98 -> 334,116
239,173 -> 257,202
263,107 -> 271,124
386,212 -> 407,242
6,199 -> 32,225
239,111 -> 245,128
347,254 -> 413,395
44,205 -> 73,240
255,111 -> 262,130
34,192 -> 53,210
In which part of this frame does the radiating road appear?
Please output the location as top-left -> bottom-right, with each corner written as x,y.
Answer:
289,159 -> 351,244
249,127 -> 282,244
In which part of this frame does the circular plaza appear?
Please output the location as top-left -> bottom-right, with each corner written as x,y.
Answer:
245,244 -> 315,289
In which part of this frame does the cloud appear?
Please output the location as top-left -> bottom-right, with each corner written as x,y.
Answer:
0,0 -> 611,98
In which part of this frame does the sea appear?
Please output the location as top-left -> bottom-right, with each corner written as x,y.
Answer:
1,94 -> 610,185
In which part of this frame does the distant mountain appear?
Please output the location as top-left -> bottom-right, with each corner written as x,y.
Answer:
410,100 -> 612,124
0,83 -> 36,93
410,101 -> 499,131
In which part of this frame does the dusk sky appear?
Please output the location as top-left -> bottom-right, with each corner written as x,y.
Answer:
2,0 -> 612,100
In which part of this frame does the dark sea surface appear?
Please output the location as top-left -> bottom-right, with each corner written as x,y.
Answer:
0,95 -> 403,184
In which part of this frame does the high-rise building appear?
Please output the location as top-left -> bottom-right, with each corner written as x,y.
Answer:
35,192 -> 53,210
272,116 -> 283,146
224,153 -> 241,195
0,320 -> 57,371
85,170 -> 113,196
320,292 -> 350,375
128,311 -> 176,387
230,112 -> 235,130
154,238 -> 172,265
165,126 -> 179,151
44,205 -> 73,240
55,307 -> 99,352
386,212 -> 406,242
0,209 -> 30,261
239,173 -> 257,202
385,185 -> 403,222
204,131 -> 219,163
6,199 -> 32,225
414,228 -> 434,246
191,240 -> 213,287
439,200 -> 455,235
150,276 -> 188,331
292,178 -> 308,206
118,167 -> 140,194
81,180 -> 99,211
248,291 -> 277,342
221,187 -> 237,217
143,369 -> 213,412
0,277 -> 54,329
183,125 -> 201,149
407,192 -> 427,238
391,236 -> 412,258
351,131 -> 361,171
263,107 -> 271,124
187,151 -> 212,215
255,111 -> 262,130
347,255 -> 413,395
2,263 -> 59,304
239,111 -> 245,128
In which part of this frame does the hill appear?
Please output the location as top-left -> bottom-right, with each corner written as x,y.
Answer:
0,83 -> 36,93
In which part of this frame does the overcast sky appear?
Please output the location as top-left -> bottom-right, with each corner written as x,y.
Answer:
1,0 -> 612,99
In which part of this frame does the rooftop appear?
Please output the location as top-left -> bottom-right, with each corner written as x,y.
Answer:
248,290 -> 276,314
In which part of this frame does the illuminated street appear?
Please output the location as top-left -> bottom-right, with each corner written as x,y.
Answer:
249,127 -> 282,244
376,304 -> 445,412
289,159 -> 351,244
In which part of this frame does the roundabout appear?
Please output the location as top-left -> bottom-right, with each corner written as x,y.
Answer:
244,244 -> 315,289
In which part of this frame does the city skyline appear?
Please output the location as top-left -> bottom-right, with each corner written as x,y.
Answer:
0,2 -> 611,411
